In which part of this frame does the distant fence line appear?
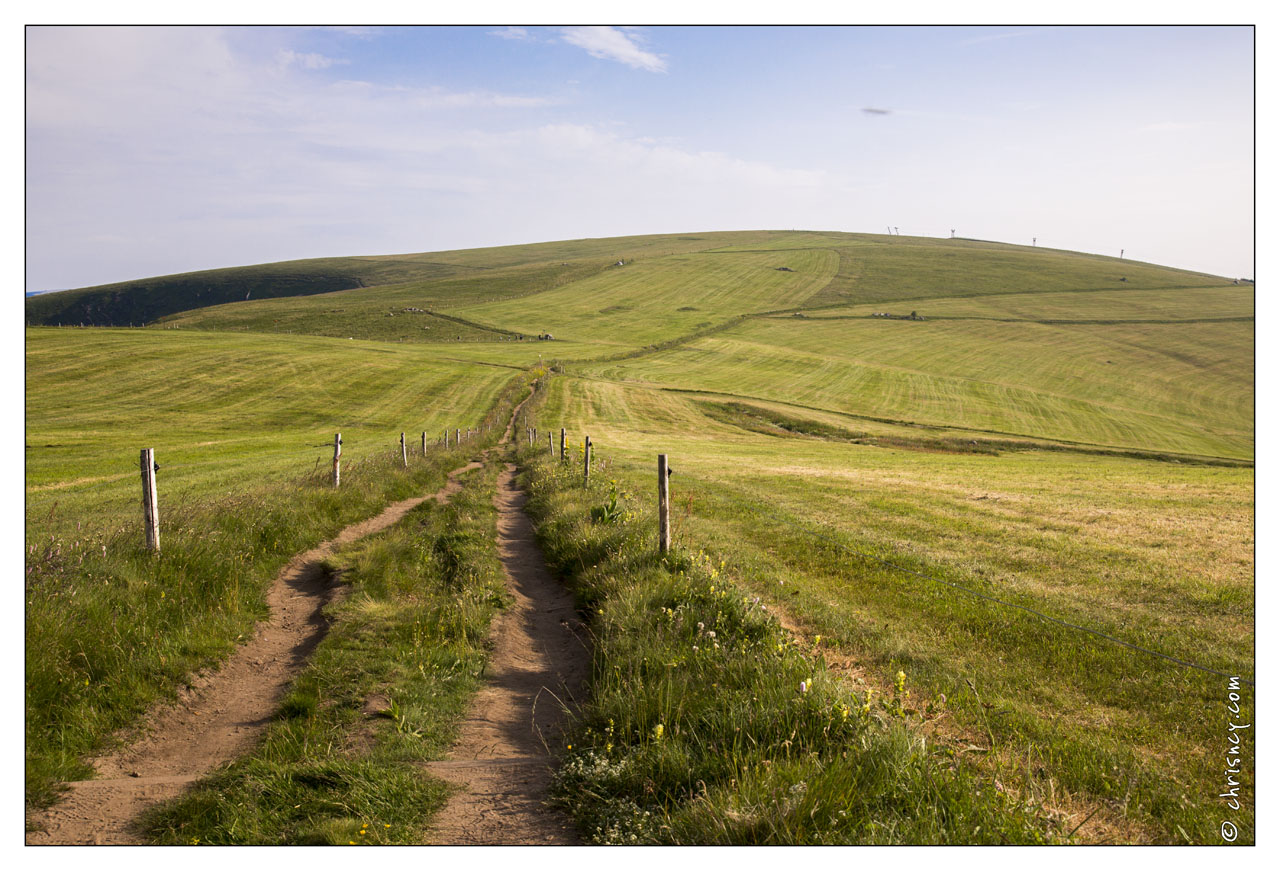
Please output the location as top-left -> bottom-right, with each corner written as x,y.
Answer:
136,423 -> 490,554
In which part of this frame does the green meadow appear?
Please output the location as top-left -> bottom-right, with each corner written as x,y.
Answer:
26,327 -> 516,538
25,231 -> 1253,843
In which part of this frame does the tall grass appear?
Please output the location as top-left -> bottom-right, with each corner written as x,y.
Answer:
513,433 -> 1060,844
141,458 -> 507,844
25,368 -> 534,809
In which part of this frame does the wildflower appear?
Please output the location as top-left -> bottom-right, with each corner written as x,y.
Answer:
652,724 -> 664,741
814,635 -> 822,645
706,631 -> 716,639
799,680 -> 809,693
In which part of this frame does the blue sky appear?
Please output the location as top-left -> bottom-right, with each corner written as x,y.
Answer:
24,23 -> 1255,290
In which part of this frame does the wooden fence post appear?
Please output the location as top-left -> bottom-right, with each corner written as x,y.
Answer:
548,432 -> 553,454
333,433 -> 342,488
421,431 -> 426,455
456,428 -> 461,446
140,448 -> 159,552
400,432 -> 408,467
560,428 -> 566,463
658,454 -> 670,554
584,436 -> 592,485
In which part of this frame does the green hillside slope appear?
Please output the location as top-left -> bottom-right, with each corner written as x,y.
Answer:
25,328 -> 517,534
24,230 -> 819,327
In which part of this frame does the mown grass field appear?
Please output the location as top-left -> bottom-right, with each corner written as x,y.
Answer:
525,375 -> 1253,842
444,248 -> 838,349
26,230 -> 1253,843
25,327 -> 516,539
583,313 -> 1252,459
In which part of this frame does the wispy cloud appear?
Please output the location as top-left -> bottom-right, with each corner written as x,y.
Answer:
561,26 -> 666,73
278,49 -> 347,71
960,27 -> 1053,46
309,26 -> 380,39
489,26 -> 532,41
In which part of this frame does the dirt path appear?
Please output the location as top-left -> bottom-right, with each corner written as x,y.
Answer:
25,460 -> 483,846
424,464 -> 589,845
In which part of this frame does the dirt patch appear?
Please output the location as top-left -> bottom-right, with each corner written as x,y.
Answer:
424,464 -> 590,845
25,461 -> 481,845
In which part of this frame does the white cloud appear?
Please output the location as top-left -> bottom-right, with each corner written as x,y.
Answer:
959,28 -> 1054,46
489,26 -> 532,41
278,49 -> 347,70
560,26 -> 666,73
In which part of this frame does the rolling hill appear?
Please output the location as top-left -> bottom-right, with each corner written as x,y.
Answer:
25,230 -> 1254,843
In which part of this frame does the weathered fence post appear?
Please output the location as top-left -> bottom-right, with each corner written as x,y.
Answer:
560,428 -> 566,463
333,433 -> 342,488
584,436 -> 592,485
400,432 -> 408,467
421,431 -> 427,455
548,432 -> 553,454
456,428 -> 461,446
140,448 -> 160,552
658,454 -> 670,554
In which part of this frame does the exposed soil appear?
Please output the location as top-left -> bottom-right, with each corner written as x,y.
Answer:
424,464 -> 589,845
25,460 -> 482,846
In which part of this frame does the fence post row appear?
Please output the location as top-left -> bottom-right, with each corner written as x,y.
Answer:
333,433 -> 342,488
140,448 -> 160,552
658,453 -> 670,554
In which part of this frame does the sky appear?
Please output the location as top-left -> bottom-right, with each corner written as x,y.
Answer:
24,23 -> 1255,290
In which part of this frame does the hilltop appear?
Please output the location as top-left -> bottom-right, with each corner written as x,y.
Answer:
25,230 -> 1255,843
26,230 -> 1227,330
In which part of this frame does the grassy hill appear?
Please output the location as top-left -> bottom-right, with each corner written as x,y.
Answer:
24,231 -> 817,327
25,230 -> 1254,843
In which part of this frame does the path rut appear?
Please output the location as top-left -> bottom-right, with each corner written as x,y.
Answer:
424,464 -> 589,845
26,460 -> 482,845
